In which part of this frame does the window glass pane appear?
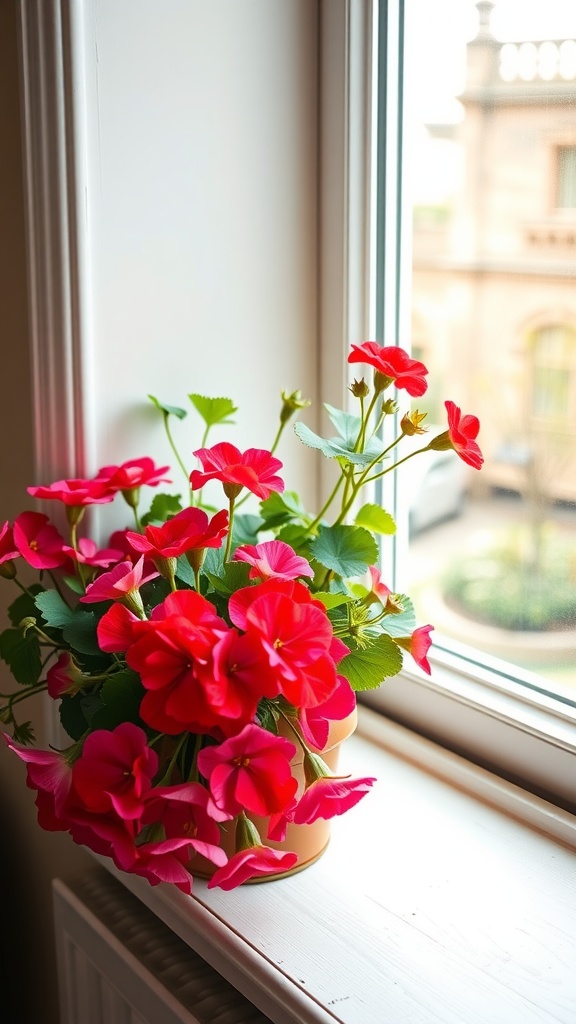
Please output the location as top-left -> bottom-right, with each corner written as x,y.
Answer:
403,0 -> 576,702
557,146 -> 576,208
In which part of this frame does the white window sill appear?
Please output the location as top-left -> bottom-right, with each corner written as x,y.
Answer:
97,707 -> 576,1024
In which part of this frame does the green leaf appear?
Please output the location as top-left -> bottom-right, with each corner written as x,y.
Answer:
377,595 -> 418,638
59,692 -> 92,741
35,590 -> 75,629
313,591 -> 353,610
294,411 -> 385,467
141,492 -> 183,527
189,394 -> 238,428
259,491 -> 309,528
62,610 -> 101,656
355,503 -> 396,536
174,554 -> 195,587
148,394 -> 188,419
309,525 -> 378,578
0,628 -> 42,686
89,670 -> 146,731
232,513 -> 264,547
204,560 -> 251,597
7,585 -> 45,627
338,634 -> 402,690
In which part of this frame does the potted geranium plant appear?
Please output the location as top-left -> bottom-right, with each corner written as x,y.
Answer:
0,341 -> 483,893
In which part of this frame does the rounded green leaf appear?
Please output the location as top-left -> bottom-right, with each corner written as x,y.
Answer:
309,525 -> 378,578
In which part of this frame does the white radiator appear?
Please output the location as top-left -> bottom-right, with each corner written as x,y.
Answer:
53,870 -> 273,1024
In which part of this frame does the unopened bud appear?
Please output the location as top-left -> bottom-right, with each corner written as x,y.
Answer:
280,389 -> 311,426
382,398 -> 398,415
0,560 -> 17,580
349,378 -> 370,399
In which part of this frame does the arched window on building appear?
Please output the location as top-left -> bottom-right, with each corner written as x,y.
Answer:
529,323 -> 576,427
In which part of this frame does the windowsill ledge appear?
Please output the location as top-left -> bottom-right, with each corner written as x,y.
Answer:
101,707 -> 576,1024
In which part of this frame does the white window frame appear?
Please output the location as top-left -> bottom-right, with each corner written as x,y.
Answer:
17,0 -> 576,810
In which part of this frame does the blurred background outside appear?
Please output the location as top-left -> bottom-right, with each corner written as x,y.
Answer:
400,0 -> 576,698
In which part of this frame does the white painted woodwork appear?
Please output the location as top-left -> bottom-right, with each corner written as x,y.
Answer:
81,710 -> 576,1024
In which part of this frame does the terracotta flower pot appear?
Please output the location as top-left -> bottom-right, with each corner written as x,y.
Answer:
189,706 -> 358,883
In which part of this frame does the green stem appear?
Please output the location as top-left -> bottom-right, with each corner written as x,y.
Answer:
132,506 -> 142,532
163,412 -> 191,497
157,733 -> 188,786
1,682 -> 47,705
362,445 -> 429,486
302,474 -> 345,537
224,496 -> 236,562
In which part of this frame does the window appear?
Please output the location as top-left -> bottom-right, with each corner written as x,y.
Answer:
557,145 -> 576,208
531,324 -> 576,422
365,0 -> 576,810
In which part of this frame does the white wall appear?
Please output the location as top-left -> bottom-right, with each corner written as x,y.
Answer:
71,0 -> 320,533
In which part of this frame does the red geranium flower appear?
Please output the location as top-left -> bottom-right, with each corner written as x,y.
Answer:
190,442 -> 285,500
297,675 -> 357,750
230,581 -> 340,708
348,342 -> 429,397
126,506 -> 228,559
72,724 -> 158,820
12,511 -> 68,570
125,590 -> 231,735
97,602 -> 141,653
95,457 -> 171,493
233,539 -> 313,581
445,400 -> 484,470
197,723 -> 298,818
46,652 -> 84,698
27,477 -> 115,506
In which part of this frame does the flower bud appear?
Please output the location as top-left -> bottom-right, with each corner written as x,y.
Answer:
279,389 -> 311,426
0,560 -> 16,580
381,398 -> 398,415
349,378 -> 370,399
0,706 -> 13,724
373,370 -> 394,395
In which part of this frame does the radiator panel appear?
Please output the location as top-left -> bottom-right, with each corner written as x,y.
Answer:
53,870 -> 274,1024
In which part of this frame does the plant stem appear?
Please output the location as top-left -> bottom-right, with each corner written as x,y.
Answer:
163,412 -> 191,498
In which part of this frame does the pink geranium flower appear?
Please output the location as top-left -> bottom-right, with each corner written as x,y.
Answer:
12,511 -> 68,570
27,477 -> 115,506
63,537 -> 125,568
95,457 -> 171,493
233,539 -> 313,581
445,400 -> 484,470
79,556 -> 158,611
0,522 -> 18,565
72,723 -> 158,819
348,342 -> 429,397
293,758 -> 376,824
190,442 -> 285,500
197,723 -> 298,818
3,734 -> 72,816
208,845 -> 298,890
126,506 -> 228,559
142,782 -> 228,863
396,623 -> 434,675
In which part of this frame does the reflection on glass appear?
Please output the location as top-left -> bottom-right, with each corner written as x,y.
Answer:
403,0 -> 576,698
